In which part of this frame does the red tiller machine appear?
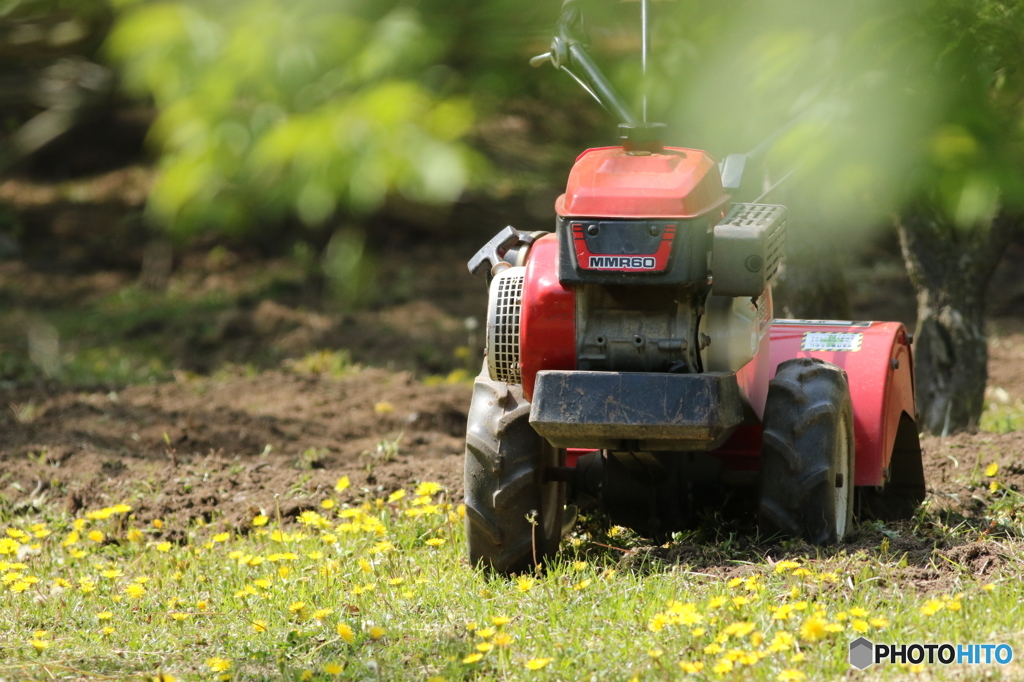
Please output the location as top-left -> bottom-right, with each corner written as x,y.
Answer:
464,1 -> 924,574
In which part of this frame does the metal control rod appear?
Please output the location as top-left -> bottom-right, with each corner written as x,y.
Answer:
566,42 -> 638,125
641,0 -> 648,122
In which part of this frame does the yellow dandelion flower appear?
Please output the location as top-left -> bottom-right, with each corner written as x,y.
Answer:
69,548 -> 87,559
691,627 -> 706,637
648,648 -> 664,658
425,538 -> 445,547
387,489 -> 406,503
169,613 -> 188,622
88,530 -> 105,543
300,671 -> 313,681
704,643 -> 723,655
709,596 -> 727,609
97,611 -> 113,621
990,481 -> 1000,493
777,670 -> 806,681
212,532 -> 230,543
125,583 -> 145,599
288,601 -> 306,615
152,519 -> 164,529
493,632 -> 513,647
369,625 -> 385,640
313,608 -> 334,621
869,617 -> 889,629
29,639 -> 49,653
732,596 -> 749,606
127,529 -> 144,542
463,653 -> 484,664
476,627 -> 496,639
252,620 -> 268,633
10,580 -> 31,593
415,481 -> 442,496
491,615 -> 511,626
712,658 -> 733,674
152,673 -> 176,682
774,560 -> 801,573
79,579 -> 97,594
679,661 -> 704,674
252,515 -> 269,527
101,569 -> 123,579
320,499 -> 335,510
848,607 -> 869,618
388,577 -> 405,586
790,652 -> 805,663
335,476 -> 350,492
466,620 -> 478,632
476,642 -> 494,653
799,616 -> 827,642
573,578 -> 592,590
205,658 -> 231,673
824,623 -> 844,633
337,622 -> 355,643
921,599 -> 944,616
983,583 -> 995,592
374,401 -> 394,414
986,463 -> 999,477
101,626 -> 115,636
53,578 -> 72,588
515,576 -> 535,592
851,619 -> 870,633
196,600 -> 208,611
524,658 -> 552,670
323,662 -> 344,675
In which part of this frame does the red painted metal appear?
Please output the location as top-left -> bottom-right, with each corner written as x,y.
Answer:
565,448 -> 597,467
571,221 -> 676,273
555,146 -> 729,219
766,321 -> 915,486
520,234 -> 576,402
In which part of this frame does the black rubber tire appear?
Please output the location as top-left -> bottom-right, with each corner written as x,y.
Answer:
758,357 -> 855,545
464,368 -> 565,574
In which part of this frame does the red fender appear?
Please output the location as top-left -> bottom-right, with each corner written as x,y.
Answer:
520,234 -> 575,402
767,321 -> 916,486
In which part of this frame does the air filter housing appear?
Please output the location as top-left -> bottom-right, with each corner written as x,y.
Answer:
486,266 -> 526,384
712,203 -> 787,297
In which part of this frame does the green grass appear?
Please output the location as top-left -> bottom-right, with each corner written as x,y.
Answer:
980,401 -> 1024,433
2,475 -> 1024,681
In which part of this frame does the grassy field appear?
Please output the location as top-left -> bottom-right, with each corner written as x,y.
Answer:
1,467 -> 1023,681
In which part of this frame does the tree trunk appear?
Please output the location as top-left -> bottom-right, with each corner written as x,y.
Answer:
896,205 -> 1017,434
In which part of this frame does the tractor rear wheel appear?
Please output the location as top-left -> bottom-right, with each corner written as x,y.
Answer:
464,367 -> 565,574
758,357 -> 855,545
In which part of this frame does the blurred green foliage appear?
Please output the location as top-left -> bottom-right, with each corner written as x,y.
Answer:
105,0 -> 566,237
648,0 -> 1024,233
107,1 -> 479,234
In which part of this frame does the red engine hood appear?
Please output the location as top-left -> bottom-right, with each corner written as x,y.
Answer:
555,146 -> 729,219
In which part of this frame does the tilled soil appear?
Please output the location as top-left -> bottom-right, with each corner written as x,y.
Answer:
0,367 -> 472,530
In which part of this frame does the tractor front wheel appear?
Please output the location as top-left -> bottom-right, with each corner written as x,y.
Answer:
464,368 -> 565,574
758,357 -> 855,544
